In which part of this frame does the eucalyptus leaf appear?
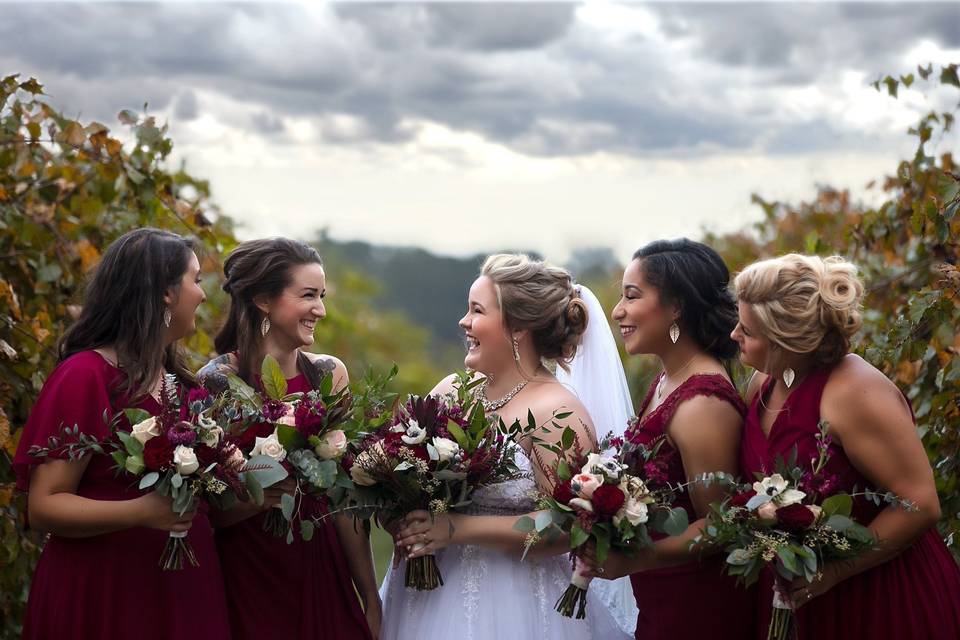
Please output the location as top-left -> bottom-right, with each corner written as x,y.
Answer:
138,471 -> 160,490
300,519 -> 315,542
244,454 -> 289,488
280,493 -> 295,521
662,507 -> 689,536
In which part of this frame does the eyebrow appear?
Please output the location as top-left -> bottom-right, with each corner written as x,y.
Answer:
623,284 -> 641,292
300,287 -> 322,294
469,300 -> 485,310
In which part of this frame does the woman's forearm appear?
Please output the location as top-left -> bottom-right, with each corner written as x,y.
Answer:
29,492 -> 144,538
448,511 -> 570,558
827,502 -> 940,584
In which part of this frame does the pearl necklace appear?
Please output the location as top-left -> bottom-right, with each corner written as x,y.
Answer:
477,378 -> 528,412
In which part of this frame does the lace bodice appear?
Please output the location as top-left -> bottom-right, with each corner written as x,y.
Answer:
466,444 -> 538,515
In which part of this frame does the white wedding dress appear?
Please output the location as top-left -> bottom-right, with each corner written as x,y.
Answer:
378,444 -> 632,640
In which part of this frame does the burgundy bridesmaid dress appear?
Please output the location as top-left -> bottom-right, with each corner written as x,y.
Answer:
625,372 -> 757,640
214,371 -> 372,640
740,365 -> 960,639
13,350 -> 230,640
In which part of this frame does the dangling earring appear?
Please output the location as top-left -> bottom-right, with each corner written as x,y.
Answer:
260,315 -> 271,337
669,322 -> 680,344
512,337 -> 521,364
782,367 -> 796,388
163,308 -> 172,328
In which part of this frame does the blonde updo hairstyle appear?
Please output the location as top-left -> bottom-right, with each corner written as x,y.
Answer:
481,253 -> 588,371
734,254 -> 863,367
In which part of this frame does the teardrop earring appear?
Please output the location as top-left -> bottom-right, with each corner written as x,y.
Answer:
260,316 -> 271,337
782,367 -> 796,388
163,308 -> 172,328
669,322 -> 680,344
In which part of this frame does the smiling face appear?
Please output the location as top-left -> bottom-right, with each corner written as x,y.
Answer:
610,258 -> 677,356
259,262 -> 327,350
165,251 -> 206,341
730,300 -> 772,372
459,275 -> 512,374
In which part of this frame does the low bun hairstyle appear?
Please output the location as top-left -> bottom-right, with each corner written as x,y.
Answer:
481,253 -> 587,369
634,238 -> 739,361
734,254 -> 863,366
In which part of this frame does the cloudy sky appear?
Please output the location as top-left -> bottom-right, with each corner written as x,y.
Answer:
2,1 -> 959,262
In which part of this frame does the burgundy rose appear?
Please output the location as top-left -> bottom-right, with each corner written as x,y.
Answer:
775,503 -> 817,533
143,435 -> 175,471
729,490 -> 757,509
592,484 -> 626,518
553,480 -> 575,505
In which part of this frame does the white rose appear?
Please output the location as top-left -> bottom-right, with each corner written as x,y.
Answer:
131,416 -> 161,444
350,451 -> 377,486
431,437 -> 460,463
752,473 -> 806,507
200,425 -> 223,448
251,432 -> 287,463
315,430 -> 348,460
401,419 -> 428,445
613,498 -> 649,527
173,445 -> 199,476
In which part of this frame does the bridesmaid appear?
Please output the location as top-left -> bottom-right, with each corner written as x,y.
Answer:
13,228 -> 230,639
582,239 -> 756,640
732,253 -> 960,639
198,238 -> 379,640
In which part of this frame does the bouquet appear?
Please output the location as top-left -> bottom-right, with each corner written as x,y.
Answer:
209,355 -> 362,542
694,422 -> 915,640
31,374 -> 285,569
515,429 -> 690,619
343,372 -> 525,590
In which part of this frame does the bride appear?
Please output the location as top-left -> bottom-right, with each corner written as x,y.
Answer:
379,254 -> 635,640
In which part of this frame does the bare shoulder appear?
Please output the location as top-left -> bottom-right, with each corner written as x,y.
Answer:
304,352 -> 349,390
827,353 -> 889,386
429,371 -> 484,397
672,392 -> 744,426
822,354 -> 911,435
525,382 -> 595,436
